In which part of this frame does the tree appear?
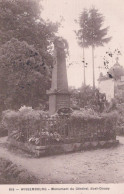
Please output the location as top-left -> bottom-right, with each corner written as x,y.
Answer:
0,0 -> 62,113
0,38 -> 50,111
76,7 -> 111,88
76,9 -> 89,85
0,0 -> 59,67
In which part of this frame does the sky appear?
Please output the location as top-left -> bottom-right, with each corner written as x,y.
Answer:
41,0 -> 124,88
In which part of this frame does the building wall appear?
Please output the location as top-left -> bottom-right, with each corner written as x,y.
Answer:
114,78 -> 124,99
98,79 -> 114,102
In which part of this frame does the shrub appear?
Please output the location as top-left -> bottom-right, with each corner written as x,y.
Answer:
115,103 -> 124,134
2,106 -> 48,142
0,157 -> 39,184
2,106 -> 118,145
0,123 -> 8,137
69,109 -> 118,141
70,86 -> 107,112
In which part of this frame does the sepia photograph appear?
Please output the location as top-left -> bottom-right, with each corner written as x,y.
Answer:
0,0 -> 124,192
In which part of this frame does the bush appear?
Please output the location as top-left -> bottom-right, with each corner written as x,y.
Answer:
0,123 -> 8,137
0,157 -> 39,184
70,86 -> 107,112
69,109 -> 118,141
2,106 -> 118,145
71,108 -> 118,122
115,103 -> 124,134
2,106 -> 48,142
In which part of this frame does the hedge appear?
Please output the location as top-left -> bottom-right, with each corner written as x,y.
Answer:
2,106 -> 118,145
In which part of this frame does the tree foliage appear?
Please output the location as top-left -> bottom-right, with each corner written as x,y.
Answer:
76,9 -> 89,48
0,0 -> 62,112
0,38 -> 50,111
70,85 -> 108,112
0,0 -> 59,66
76,7 -> 111,88
76,7 -> 111,48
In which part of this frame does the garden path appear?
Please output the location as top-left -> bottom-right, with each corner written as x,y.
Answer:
0,136 -> 124,183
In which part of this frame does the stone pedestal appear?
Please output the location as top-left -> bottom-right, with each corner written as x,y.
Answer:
47,90 -> 70,115
47,37 -> 70,115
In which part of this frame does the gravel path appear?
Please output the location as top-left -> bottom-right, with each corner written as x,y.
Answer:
0,136 -> 124,183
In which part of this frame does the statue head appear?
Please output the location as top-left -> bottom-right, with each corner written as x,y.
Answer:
54,37 -> 66,49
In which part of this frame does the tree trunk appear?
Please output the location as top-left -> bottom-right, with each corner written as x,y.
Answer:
83,46 -> 86,86
92,45 -> 95,89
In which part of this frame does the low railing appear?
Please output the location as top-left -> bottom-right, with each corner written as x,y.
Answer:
9,115 -> 116,146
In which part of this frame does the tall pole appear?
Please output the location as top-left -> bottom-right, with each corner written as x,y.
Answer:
83,45 -> 86,86
92,45 -> 95,89
91,9 -> 95,89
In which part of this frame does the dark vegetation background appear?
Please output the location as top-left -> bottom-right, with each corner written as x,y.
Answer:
0,0 -> 60,113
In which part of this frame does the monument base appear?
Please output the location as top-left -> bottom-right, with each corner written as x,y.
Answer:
47,90 -> 71,115
8,137 -> 119,158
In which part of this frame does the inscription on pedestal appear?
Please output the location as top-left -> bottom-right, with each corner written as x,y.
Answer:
56,95 -> 70,110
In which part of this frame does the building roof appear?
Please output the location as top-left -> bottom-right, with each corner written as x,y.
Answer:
108,57 -> 124,80
98,57 -> 124,81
